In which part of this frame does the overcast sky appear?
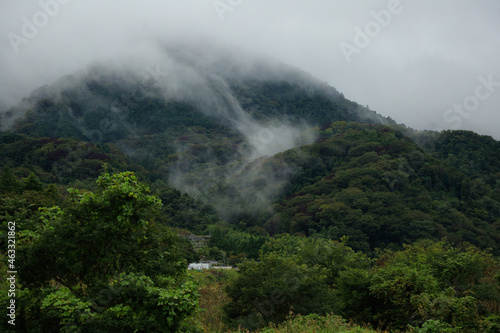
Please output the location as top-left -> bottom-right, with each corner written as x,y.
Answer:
1,0 -> 499,139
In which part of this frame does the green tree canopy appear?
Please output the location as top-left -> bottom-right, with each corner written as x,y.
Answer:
8,172 -> 198,332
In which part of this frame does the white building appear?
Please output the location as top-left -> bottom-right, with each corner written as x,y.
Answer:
188,262 -> 212,270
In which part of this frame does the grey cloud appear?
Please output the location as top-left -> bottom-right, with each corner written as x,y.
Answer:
0,0 -> 499,138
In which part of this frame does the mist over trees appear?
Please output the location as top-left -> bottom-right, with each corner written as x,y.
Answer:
1,42 -> 499,332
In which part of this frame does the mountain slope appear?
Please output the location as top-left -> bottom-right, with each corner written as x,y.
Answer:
1,42 -> 499,257
257,123 -> 500,254
1,41 -> 391,142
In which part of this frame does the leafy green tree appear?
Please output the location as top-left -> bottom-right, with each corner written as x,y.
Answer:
224,236 -> 373,330
224,253 -> 333,330
0,167 -> 20,193
366,241 -> 500,331
9,172 -> 198,332
23,172 -> 43,191
335,267 -> 376,324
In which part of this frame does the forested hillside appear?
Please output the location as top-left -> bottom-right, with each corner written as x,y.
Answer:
264,123 -> 500,254
1,44 -> 499,332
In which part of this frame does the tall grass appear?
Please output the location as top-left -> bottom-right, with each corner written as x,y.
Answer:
186,269 -> 235,332
234,314 -> 379,333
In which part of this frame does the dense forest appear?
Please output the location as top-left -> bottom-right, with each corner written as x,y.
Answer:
1,47 -> 499,332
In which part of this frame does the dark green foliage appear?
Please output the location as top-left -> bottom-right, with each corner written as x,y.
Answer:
224,236 -> 369,330
0,132 -> 147,185
1,172 -> 198,332
229,80 -> 389,126
365,241 -> 500,331
206,223 -> 269,262
432,130 -> 500,177
262,122 -> 500,255
225,253 -> 334,330
225,238 -> 500,331
0,167 -> 20,193
23,172 -> 43,191
152,180 -> 223,234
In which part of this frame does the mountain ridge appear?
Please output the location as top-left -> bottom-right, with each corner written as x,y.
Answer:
0,41 -> 498,256
1,40 -> 393,136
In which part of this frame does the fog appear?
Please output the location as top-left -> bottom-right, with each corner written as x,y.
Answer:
159,48 -> 317,218
1,0 -> 499,138
1,29 -> 319,218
